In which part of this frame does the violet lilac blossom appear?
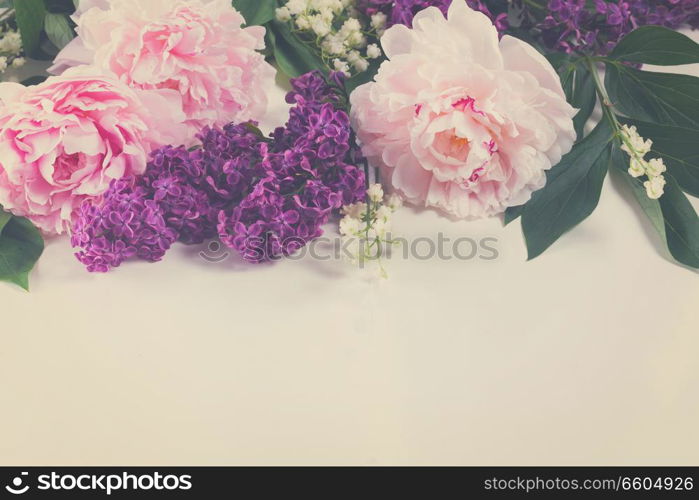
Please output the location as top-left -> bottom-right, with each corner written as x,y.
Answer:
71,72 -> 365,271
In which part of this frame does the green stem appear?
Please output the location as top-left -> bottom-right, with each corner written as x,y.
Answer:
522,0 -> 546,11
584,58 -> 650,169
363,158 -> 371,192
585,57 -> 620,134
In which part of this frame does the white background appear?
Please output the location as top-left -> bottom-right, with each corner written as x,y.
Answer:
1,39 -> 698,466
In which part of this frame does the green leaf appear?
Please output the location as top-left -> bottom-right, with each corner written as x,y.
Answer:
605,64 -> 699,128
611,146 -> 667,242
262,24 -> 276,60
13,0 -> 48,58
0,216 -> 45,291
344,58 -> 380,95
658,175 -> 699,269
242,121 -> 266,138
232,0 -> 276,26
44,12 -> 75,50
520,120 -> 614,260
571,65 -> 597,140
548,53 -> 576,99
612,146 -> 699,269
547,55 -> 595,140
43,0 -> 78,14
504,205 -> 524,225
610,26 -> 699,66
269,21 -> 327,79
0,210 -> 11,233
546,52 -> 573,69
620,119 -> 699,197
21,75 -> 48,86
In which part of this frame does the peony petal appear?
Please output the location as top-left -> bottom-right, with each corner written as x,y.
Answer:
500,35 -> 567,99
74,0 -> 110,16
392,154 -> 432,202
446,0 -> 503,69
23,130 -> 63,163
0,82 -> 27,104
381,24 -> 414,59
62,125 -> 105,156
48,38 -> 95,75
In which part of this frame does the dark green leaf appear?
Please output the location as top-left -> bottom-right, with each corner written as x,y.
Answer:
269,21 -> 327,79
610,26 -> 699,66
44,12 -> 75,50
547,55 -> 594,139
344,59 -> 380,95
571,65 -> 597,140
548,53 -> 576,100
262,21 -> 275,57
243,121 -> 266,138
232,0 -> 276,27
605,64 -> 699,128
612,146 -> 699,269
620,118 -> 699,197
521,120 -> 614,260
504,205 -> 523,225
0,216 -> 45,291
44,0 -> 78,14
0,209 -> 11,233
611,145 -> 667,243
658,175 -> 699,269
14,0 -> 48,58
21,75 -> 48,86
546,52 -> 573,70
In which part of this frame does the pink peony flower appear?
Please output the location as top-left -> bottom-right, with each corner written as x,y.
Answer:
350,0 -> 577,219
0,67 -> 185,235
50,0 -> 276,137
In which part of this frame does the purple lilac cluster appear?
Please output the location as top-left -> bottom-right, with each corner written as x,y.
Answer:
356,0 -> 509,32
537,0 -> 699,54
71,129 -> 263,272
355,0 -> 697,54
71,179 -> 179,273
71,71 -> 365,271
218,72 -> 365,263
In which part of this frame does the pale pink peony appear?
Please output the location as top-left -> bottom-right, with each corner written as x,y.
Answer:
50,0 -> 276,136
0,67 -> 185,235
350,0 -> 577,219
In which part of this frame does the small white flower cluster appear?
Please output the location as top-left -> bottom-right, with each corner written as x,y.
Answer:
0,27 -> 25,74
339,184 -> 402,277
620,124 -> 667,200
276,0 -> 384,77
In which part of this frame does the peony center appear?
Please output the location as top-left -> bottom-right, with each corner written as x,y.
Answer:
434,129 -> 471,162
54,153 -> 81,182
